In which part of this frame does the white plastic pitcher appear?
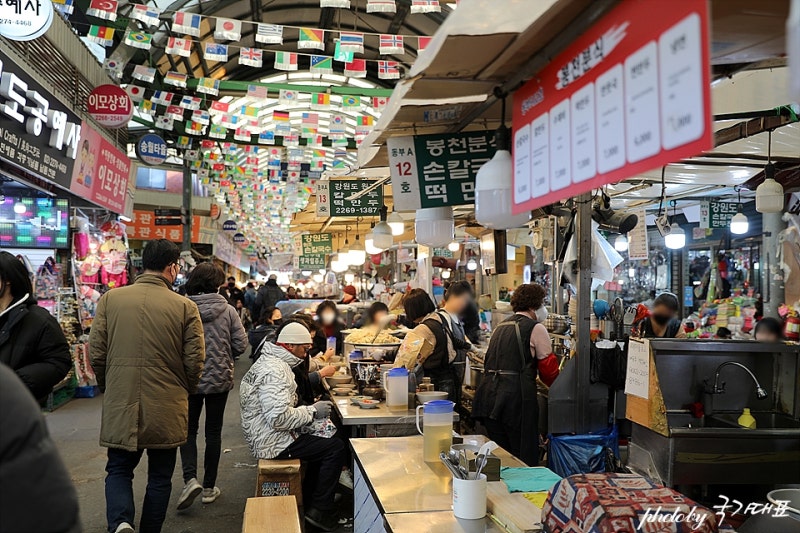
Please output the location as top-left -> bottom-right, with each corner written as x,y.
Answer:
415,400 -> 455,462
383,367 -> 408,411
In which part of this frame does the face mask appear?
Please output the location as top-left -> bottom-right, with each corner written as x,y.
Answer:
321,312 -> 336,324
535,306 -> 549,323
228,282 -> 235,288
273,318 -> 283,326
652,314 -> 671,326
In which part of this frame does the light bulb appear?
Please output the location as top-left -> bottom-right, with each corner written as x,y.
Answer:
415,206 -> 454,247
387,211 -> 405,235
344,273 -> 355,283
474,147 -> 530,229
331,258 -> 348,273
614,234 -> 629,252
467,258 -> 478,271
730,212 -> 749,235
628,267 -> 635,277
312,274 -> 324,283
364,233 -> 383,255
664,223 -> 686,249
14,201 -> 26,214
441,269 -> 451,279
348,247 -> 366,266
448,241 -> 460,252
372,220 -> 394,250
318,269 -> 326,275
301,270 -> 312,276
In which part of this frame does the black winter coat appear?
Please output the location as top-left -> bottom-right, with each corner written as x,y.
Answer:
0,297 -> 71,400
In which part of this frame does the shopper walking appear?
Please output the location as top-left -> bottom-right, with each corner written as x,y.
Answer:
240,322 -> 344,532
0,251 -> 71,400
177,263 -> 247,509
89,239 -> 205,533
253,274 -> 286,321
244,282 -> 257,315
219,276 -> 245,307
472,283 -> 560,466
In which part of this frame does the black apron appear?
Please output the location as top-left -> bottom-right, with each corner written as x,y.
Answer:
422,311 -> 468,405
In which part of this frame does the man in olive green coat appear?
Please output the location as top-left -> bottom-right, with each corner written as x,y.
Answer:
90,239 -> 205,533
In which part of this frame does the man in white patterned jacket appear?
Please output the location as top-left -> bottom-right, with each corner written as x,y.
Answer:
240,321 -> 343,532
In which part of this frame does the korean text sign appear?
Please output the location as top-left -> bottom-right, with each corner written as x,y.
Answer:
300,233 -> 333,255
700,201 -> 739,229
294,254 -> 326,270
69,122 -> 131,214
125,210 -> 201,243
511,0 -> 712,214
316,179 -> 384,217
387,130 -> 494,211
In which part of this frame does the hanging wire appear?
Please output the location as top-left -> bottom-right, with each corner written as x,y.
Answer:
658,166 -> 667,217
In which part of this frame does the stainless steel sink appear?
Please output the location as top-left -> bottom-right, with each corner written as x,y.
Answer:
709,412 -> 800,429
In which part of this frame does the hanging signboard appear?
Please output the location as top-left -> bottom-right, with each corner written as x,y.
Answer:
135,133 -> 168,166
387,130 -> 493,211
69,121 -> 131,214
699,201 -> 738,229
315,179 -> 383,217
432,247 -> 454,258
87,85 -> 134,128
511,0 -> 712,214
296,233 -> 333,254
125,210 -> 201,243
626,208 -> 649,260
0,0 -> 53,41
294,254 -> 327,270
0,49 -> 82,190
222,219 -> 238,231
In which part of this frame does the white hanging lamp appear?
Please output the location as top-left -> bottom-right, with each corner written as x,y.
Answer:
415,206 -> 454,247
371,206 -> 394,250
614,234 -> 629,252
755,133 -> 784,213
387,209 -> 405,235
664,201 -> 685,250
730,186 -> 749,235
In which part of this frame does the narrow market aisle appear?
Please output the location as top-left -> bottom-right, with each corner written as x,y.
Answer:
46,359 -> 354,533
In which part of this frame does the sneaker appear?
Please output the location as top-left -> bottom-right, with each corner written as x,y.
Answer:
114,523 -> 134,533
304,507 -> 338,532
201,487 -> 221,504
176,478 -> 202,510
338,468 -> 354,491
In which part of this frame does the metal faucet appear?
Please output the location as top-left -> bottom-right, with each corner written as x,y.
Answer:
703,361 -> 768,416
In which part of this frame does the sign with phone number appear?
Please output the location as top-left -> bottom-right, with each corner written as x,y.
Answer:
69,121 -> 131,214
315,179 -> 384,217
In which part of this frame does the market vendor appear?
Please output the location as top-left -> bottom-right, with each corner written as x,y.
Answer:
472,283 -> 559,466
754,317 -> 783,342
313,300 -> 345,355
634,292 -> 686,339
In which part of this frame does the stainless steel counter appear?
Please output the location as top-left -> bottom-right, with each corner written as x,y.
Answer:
333,397 -> 419,427
384,511 -> 503,532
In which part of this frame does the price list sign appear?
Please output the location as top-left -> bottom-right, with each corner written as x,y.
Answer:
316,179 -> 383,217
700,201 -> 739,229
387,130 -> 494,211
512,0 -> 712,214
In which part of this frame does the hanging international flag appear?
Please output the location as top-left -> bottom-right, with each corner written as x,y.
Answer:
341,95 -> 361,110
417,36 -> 432,52
273,110 -> 290,122
166,105 -> 185,121
164,71 -> 188,88
276,122 -> 291,135
338,32 -> 364,54
184,149 -> 199,161
196,77 -> 220,96
279,89 -> 297,104
301,113 -> 319,137
129,4 -> 160,26
239,105 -> 258,118
103,58 -> 123,78
172,11 -> 201,36
239,48 -> 263,67
379,34 -> 404,55
87,25 -> 115,46
124,30 -> 153,49
180,95 -> 202,109
177,136 -> 192,149
215,18 -> 242,41
259,131 -> 276,145
222,114 -> 239,128
310,93 -> 330,110
334,41 -> 354,63
329,114 -> 346,136
165,36 -> 192,57
298,28 -> 324,50
333,159 -> 347,169
310,55 -> 333,75
87,0 -> 117,20
209,124 -> 227,139
234,128 -> 251,141
52,0 -> 74,16
151,90 -> 173,105
274,51 -> 298,71
210,100 -> 230,114
192,109 -> 210,125
410,0 -> 440,13
308,135 -> 324,147
344,59 -> 367,78
377,60 -> 400,79
132,65 -> 156,83
372,96 -> 389,109
155,116 -> 174,131
320,0 -> 350,7
187,121 -> 206,135
247,85 -> 268,99
368,0 -> 396,12
201,140 -> 216,151
125,85 -> 145,103
332,137 -> 349,146
357,116 -> 374,127
204,43 -> 228,62
138,100 -> 154,114
256,23 -> 283,44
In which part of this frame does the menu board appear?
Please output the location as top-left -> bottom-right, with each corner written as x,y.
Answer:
625,338 -> 650,399
315,179 -> 383,217
512,0 -> 711,214
700,201 -> 739,229
626,208 -> 649,261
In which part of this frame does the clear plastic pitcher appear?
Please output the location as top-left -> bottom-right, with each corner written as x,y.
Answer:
415,400 -> 455,462
383,367 -> 409,411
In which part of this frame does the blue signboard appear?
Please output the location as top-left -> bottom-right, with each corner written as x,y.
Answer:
135,133 -> 168,166
222,219 -> 237,231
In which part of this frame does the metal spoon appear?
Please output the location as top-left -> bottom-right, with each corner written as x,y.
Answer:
440,452 -> 466,479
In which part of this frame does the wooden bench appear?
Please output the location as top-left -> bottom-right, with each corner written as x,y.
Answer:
255,458 -> 303,504
241,496 -> 301,533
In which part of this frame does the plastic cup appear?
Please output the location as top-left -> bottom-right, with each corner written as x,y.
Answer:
452,473 -> 487,520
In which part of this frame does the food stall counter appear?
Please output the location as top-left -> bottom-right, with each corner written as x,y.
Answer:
332,398 -> 459,437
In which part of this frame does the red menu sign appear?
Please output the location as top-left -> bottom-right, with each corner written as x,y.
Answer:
70,122 -> 131,214
511,0 -> 712,214
125,210 -> 201,243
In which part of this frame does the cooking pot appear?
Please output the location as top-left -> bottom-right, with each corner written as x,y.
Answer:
470,366 -> 484,390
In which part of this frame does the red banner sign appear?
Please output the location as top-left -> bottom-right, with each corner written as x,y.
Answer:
69,122 -> 131,214
87,84 -> 133,128
125,210 -> 201,243
511,0 -> 712,214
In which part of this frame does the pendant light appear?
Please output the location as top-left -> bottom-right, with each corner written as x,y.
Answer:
348,220 -> 367,265
387,209 -> 405,235
614,234 -> 629,252
371,206 -> 394,250
441,269 -> 452,279
664,201 -> 685,250
730,186 -> 749,235
415,206 -> 454,247
448,241 -> 460,252
756,131 -> 785,213
364,223 -> 383,255
475,96 -> 531,229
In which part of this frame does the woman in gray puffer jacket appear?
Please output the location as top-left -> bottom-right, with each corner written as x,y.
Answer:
177,263 -> 247,509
